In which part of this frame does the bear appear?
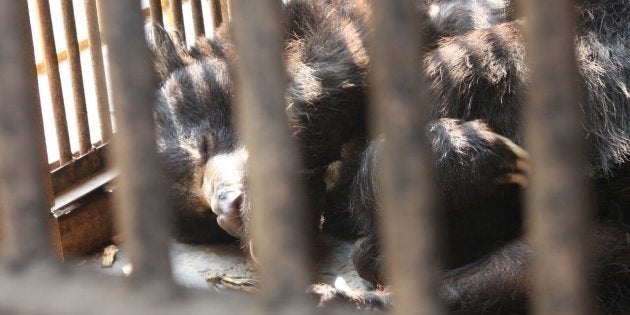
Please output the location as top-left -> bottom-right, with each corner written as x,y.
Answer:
149,24 -> 242,243
148,0 -> 375,245
149,0 -> 521,246
318,0 -> 630,314
150,0 -> 630,313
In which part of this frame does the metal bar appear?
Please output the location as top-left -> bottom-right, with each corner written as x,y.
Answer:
368,1 -> 444,315
36,36 -> 91,76
209,0 -> 224,29
36,0 -> 73,165
0,265 -> 371,315
29,1 -> 56,207
51,144 -> 109,195
100,0 -> 174,286
0,0 -> 53,263
61,0 -> 92,155
521,0 -> 592,314
170,0 -> 186,41
96,0 -> 105,41
29,3 -> 57,207
149,0 -> 164,25
230,0 -> 312,309
84,0 -> 113,143
0,267 -> 246,315
190,0 -> 205,37
50,170 -> 116,258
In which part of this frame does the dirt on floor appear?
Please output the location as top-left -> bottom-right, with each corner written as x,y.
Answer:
84,234 -> 372,295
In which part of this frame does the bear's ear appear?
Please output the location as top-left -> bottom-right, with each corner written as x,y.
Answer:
147,22 -> 190,82
198,134 -> 216,163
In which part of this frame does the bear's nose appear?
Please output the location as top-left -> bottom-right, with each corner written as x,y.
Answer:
215,189 -> 243,216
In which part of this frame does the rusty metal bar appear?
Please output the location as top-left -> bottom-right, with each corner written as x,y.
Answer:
100,0 -> 173,286
210,0 -> 227,29
369,1 -> 444,315
190,0 -> 205,37
61,0 -> 92,155
0,266 -> 247,315
36,0 -> 73,165
0,263 -> 372,315
28,2 -> 56,207
521,0 -> 592,314
96,0 -> 105,40
230,0 -> 311,310
0,0 -> 53,263
84,0 -> 113,143
170,0 -> 186,41
52,144 -> 109,195
149,0 -> 164,25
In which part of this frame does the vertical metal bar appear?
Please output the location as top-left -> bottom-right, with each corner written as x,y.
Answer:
96,0 -> 105,40
61,0 -> 92,155
230,0 -> 311,310
29,1 -> 56,208
369,1 -> 444,315
100,0 -> 174,285
149,0 -> 164,26
36,0 -> 73,165
0,190 -> 3,245
521,0 -> 592,314
190,0 -> 205,37
0,0 -> 53,263
84,0 -> 113,143
170,0 -> 186,41
209,0 -> 225,29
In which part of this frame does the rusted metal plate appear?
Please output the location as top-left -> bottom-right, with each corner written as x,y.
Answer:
51,144 -> 110,196
50,170 -> 116,259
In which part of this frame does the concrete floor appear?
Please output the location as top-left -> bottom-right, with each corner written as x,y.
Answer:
87,234 -> 371,295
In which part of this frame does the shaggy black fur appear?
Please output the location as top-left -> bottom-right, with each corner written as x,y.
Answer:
322,0 -> 630,314
149,0 -> 630,313
149,25 -> 239,243
148,0 -> 373,245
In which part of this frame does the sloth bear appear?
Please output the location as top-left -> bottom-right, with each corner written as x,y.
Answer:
150,0 -> 630,313
150,0 -> 373,242
320,0 -> 630,314
150,24 -> 240,243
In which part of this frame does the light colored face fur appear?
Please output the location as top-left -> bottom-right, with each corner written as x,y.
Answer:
201,147 -> 248,238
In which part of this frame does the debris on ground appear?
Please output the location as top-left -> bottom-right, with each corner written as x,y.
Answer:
101,244 -> 119,268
